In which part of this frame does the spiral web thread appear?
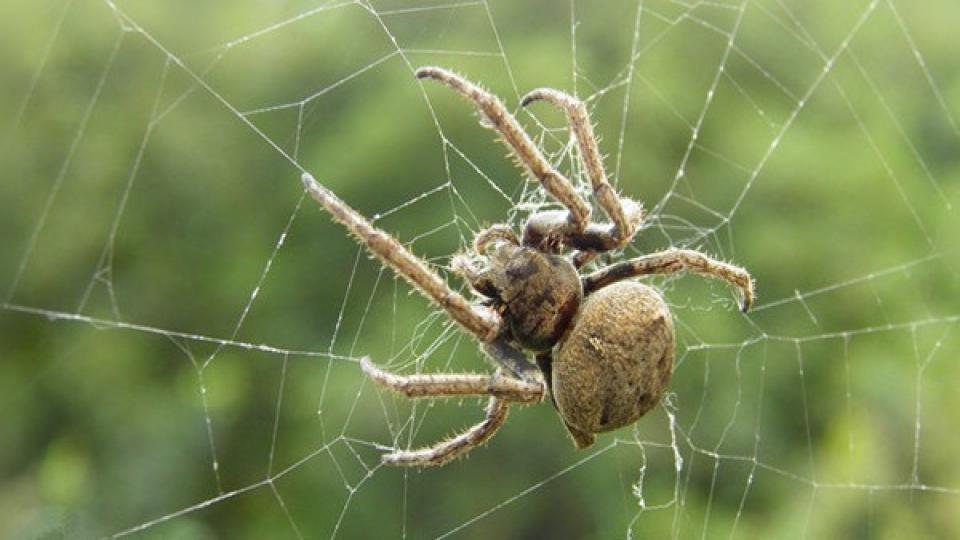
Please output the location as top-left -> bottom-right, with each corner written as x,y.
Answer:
2,0 -> 958,537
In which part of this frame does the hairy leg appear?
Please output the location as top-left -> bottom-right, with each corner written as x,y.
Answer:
522,210 -> 642,257
361,357 -> 543,404
521,88 -> 644,248
302,173 -> 500,341
415,66 -> 591,232
383,397 -> 509,466
363,357 -> 543,466
583,248 -> 755,312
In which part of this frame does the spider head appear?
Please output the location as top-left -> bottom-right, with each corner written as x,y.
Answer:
479,243 -> 583,352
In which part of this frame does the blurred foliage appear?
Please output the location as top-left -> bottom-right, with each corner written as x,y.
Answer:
2,0 -> 959,538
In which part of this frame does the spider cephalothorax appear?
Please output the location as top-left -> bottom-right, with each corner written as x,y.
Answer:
455,240 -> 582,352
301,66 -> 755,466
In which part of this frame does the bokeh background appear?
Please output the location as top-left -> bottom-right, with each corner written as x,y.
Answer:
2,0 -> 959,538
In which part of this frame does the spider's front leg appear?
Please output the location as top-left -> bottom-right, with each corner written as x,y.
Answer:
521,88 -> 645,252
415,66 -> 592,234
301,173 -> 501,342
521,208 -> 642,259
583,248 -> 755,312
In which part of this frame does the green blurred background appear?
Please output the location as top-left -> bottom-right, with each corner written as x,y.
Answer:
2,0 -> 959,538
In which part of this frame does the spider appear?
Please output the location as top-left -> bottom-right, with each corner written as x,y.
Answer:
301,66 -> 755,467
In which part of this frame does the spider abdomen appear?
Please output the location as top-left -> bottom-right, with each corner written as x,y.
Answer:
552,281 -> 675,434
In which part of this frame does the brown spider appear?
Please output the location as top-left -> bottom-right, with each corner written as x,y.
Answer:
301,66 -> 755,467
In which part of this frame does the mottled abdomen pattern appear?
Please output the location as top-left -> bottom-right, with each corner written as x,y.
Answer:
553,281 -> 675,433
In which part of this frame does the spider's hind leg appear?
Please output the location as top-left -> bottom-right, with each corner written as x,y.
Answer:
383,397 -> 510,466
361,358 -> 544,466
360,357 -> 543,403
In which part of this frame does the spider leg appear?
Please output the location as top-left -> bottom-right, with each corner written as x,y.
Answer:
415,66 -> 591,232
362,358 -> 544,466
302,173 -> 501,342
523,211 -> 641,258
521,88 -> 644,250
361,357 -> 543,404
582,248 -> 755,312
384,397 -> 510,466
483,335 -> 542,382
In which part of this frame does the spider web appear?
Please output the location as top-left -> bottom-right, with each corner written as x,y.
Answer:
2,0 -> 959,537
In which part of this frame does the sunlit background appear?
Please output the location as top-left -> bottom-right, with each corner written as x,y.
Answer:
2,0 -> 959,538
